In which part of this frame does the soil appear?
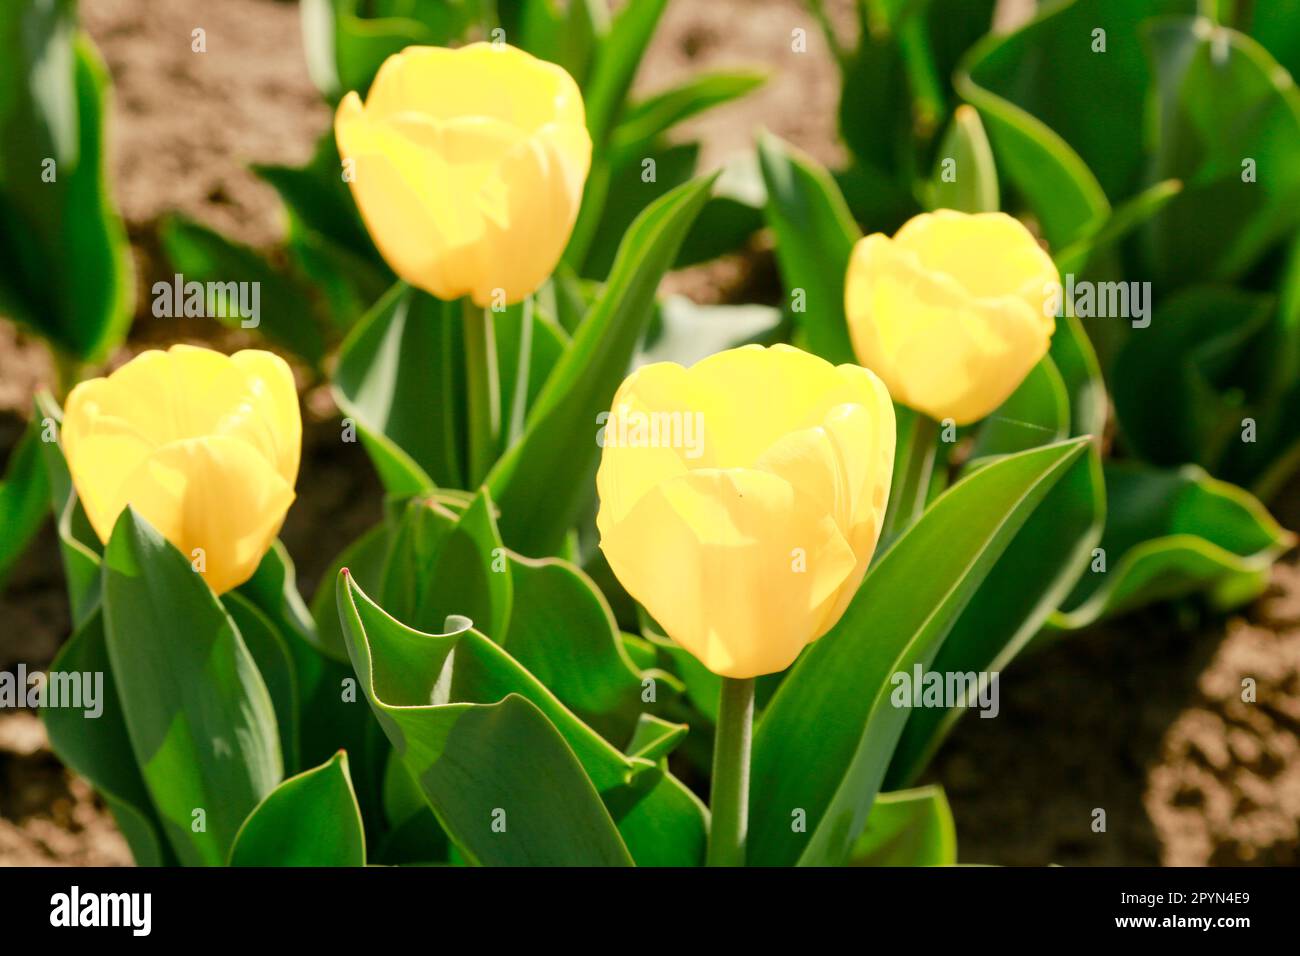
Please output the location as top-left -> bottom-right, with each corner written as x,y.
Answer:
2,0 -> 1298,867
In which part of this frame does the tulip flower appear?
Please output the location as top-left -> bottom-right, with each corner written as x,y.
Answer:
334,42 -> 592,308
844,209 -> 1060,427
596,344 -> 895,865
62,345 -> 301,595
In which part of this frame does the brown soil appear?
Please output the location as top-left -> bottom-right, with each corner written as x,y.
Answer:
1,0 -> 1298,867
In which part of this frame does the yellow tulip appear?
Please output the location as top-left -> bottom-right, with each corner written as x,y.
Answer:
844,210 -> 1060,425
62,345 -> 301,595
335,43 -> 592,307
596,344 -> 895,679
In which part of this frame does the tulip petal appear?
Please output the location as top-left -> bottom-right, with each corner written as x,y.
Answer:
600,468 -> 856,678
116,436 -> 296,595
363,43 -> 586,133
230,350 -> 301,486
895,210 -> 1058,318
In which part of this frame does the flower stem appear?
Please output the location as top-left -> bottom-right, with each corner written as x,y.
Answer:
505,296 -> 533,447
707,676 -> 755,867
881,412 -> 939,544
462,300 -> 501,488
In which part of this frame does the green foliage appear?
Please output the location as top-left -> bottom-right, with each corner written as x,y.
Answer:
0,4 -> 133,360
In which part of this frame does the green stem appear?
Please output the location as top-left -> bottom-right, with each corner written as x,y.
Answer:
881,412 -> 939,544
707,676 -> 755,867
506,296 -> 534,447
462,300 -> 500,488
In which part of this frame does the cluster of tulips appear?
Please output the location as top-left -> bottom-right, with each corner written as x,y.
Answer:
31,40 -> 1088,868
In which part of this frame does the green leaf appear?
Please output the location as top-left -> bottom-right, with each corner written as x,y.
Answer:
1052,463 -> 1293,629
337,573 -> 631,865
158,214 -> 326,365
34,393 -> 101,626
381,490 -> 513,640
848,785 -> 957,866
503,552 -> 644,722
886,441 -> 1104,787
926,104 -> 999,213
0,16 -> 133,361
1053,178 -> 1183,278
41,610 -> 176,866
488,174 -> 715,556
0,416 -> 50,590
1049,312 -> 1108,441
749,438 -> 1090,866
967,356 -> 1070,461
610,69 -> 766,164
1140,17 -> 1300,287
230,751 -> 365,866
310,522 -> 391,662
333,282 -> 464,493
102,508 -> 282,866
625,714 -> 688,762
223,592 -> 301,773
1112,285 -> 1274,468
961,0 -> 1194,202
757,131 -> 860,365
338,570 -> 708,865
582,0 -> 669,148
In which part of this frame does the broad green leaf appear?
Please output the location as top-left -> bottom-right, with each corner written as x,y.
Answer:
224,593 -> 301,773
1112,285 -> 1274,468
159,214 -> 326,365
41,610 -> 176,866
338,574 -> 630,865
0,15 -> 133,361
848,786 -> 957,866
756,131 -> 860,364
887,442 -> 1104,787
230,751 -> 365,866
333,282 -> 464,493
1140,17 -> 1300,287
102,509 -> 282,866
749,438 -> 1090,866
1049,312 -> 1108,441
381,490 -> 512,640
488,175 -> 714,556
503,552 -> 644,723
1052,463 -> 1293,629
961,0 -> 1195,202
339,571 -> 708,865
0,417 -> 50,589
239,540 -> 318,649
967,356 -> 1070,461
310,522 -> 391,661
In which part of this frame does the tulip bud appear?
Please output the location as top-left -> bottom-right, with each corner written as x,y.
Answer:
335,43 -> 592,307
596,344 -> 895,679
62,345 -> 301,595
844,210 -> 1061,425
